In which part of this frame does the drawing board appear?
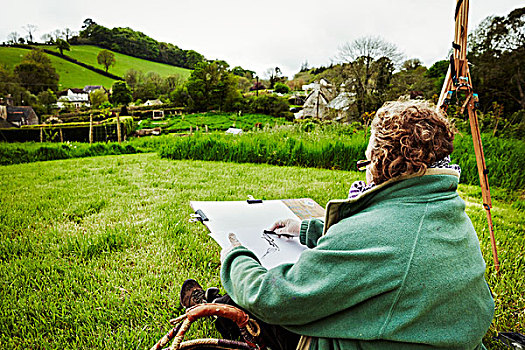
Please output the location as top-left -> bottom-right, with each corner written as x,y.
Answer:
190,199 -> 324,269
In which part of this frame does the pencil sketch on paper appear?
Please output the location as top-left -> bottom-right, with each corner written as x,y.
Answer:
260,232 -> 280,258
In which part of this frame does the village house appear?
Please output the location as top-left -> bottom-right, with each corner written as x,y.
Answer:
56,88 -> 90,109
296,79 -> 335,119
0,96 -> 39,127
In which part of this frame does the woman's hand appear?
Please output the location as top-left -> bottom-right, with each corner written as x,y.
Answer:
220,233 -> 242,262
269,218 -> 301,237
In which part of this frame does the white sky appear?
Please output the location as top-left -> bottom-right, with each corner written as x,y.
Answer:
1,1 -> 523,78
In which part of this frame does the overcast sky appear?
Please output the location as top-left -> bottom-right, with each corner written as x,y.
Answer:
1,1 -> 523,78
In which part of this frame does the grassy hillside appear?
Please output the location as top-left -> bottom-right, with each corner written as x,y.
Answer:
0,45 -> 191,90
0,47 -> 116,89
66,45 -> 191,79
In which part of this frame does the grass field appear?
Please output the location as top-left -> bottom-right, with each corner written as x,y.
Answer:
0,153 -> 522,349
0,47 -> 116,89
0,45 -> 191,89
66,45 -> 191,79
137,112 -> 289,132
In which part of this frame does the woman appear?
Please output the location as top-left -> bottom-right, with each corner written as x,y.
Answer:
184,100 -> 494,349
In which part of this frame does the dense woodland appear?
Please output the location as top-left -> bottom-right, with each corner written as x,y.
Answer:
72,19 -> 205,69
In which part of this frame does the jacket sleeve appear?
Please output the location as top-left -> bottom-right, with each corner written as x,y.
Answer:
220,225 -> 405,326
299,218 -> 324,248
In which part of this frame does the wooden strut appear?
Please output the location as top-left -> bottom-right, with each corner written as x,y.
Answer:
438,0 -> 500,273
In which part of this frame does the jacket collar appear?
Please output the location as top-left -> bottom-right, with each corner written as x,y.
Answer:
323,168 -> 460,234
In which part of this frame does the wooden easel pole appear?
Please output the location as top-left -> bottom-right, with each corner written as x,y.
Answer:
438,0 -> 500,273
467,97 -> 499,271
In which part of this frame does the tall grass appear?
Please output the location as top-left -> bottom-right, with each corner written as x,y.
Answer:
0,142 -> 141,165
158,125 -> 525,191
2,123 -> 524,191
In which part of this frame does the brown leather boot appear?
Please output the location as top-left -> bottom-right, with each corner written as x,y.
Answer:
180,279 -> 206,308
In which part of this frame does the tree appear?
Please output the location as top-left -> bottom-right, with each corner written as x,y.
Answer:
274,82 -> 290,94
37,89 -> 57,114
55,39 -> 70,56
89,89 -> 109,108
52,29 -> 63,41
14,50 -> 59,93
111,81 -> 132,106
97,49 -> 116,73
23,50 -> 53,65
62,28 -> 76,42
0,65 -> 32,106
265,67 -> 283,89
469,7 -> 525,113
388,59 -> 433,101
82,18 -> 97,29
7,32 -> 19,44
337,36 -> 403,115
185,60 -> 241,112
22,24 -> 38,43
41,33 -> 54,44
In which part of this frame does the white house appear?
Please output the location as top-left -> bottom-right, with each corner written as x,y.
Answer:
56,88 -> 90,109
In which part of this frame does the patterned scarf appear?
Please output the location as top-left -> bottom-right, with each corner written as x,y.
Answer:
348,156 -> 461,199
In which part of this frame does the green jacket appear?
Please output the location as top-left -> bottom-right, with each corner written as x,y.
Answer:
221,169 -> 494,349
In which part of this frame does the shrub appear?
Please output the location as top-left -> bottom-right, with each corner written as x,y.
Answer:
274,82 -> 290,94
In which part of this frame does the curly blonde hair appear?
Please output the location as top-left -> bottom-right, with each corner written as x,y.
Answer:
368,100 -> 455,185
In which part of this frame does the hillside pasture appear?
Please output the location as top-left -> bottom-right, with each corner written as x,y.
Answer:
0,47 -> 116,89
66,45 -> 192,79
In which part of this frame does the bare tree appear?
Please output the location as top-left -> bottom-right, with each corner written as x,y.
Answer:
22,24 -> 38,43
52,29 -> 63,41
336,36 -> 403,115
41,33 -> 54,44
62,28 -> 76,42
264,67 -> 282,89
7,32 -> 19,44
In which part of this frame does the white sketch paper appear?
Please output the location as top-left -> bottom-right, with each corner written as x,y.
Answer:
190,200 -> 308,269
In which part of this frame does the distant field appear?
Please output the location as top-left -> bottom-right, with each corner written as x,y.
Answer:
0,45 -> 191,90
0,47 -> 116,89
66,45 -> 192,79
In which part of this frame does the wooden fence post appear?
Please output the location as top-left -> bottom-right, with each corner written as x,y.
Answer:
40,127 -> 43,143
205,125 -> 208,133
60,128 -> 63,143
117,113 -> 122,144
89,114 -> 93,144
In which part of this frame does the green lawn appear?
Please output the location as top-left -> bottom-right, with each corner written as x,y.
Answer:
66,45 -> 191,79
137,112 -> 289,132
0,47 -> 117,89
0,153 -> 522,348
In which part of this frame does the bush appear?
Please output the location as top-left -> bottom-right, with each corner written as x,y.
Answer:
274,82 -> 290,94
244,95 -> 291,118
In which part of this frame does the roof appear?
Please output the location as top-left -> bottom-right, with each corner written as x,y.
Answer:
69,88 -> 86,94
83,85 -> 104,92
6,106 -> 36,122
327,92 -> 356,111
144,99 -> 163,105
